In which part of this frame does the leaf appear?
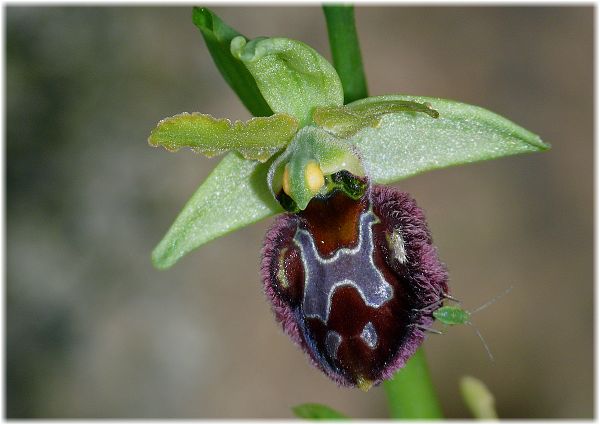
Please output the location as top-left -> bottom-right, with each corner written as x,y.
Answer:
148,112 -> 298,162
152,152 -> 283,270
231,36 -> 344,125
192,7 -> 272,117
292,403 -> 349,420
313,100 -> 438,139
268,126 -> 364,210
459,376 -> 499,420
345,95 -> 549,184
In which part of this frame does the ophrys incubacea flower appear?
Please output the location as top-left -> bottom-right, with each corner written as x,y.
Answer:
148,7 -> 548,389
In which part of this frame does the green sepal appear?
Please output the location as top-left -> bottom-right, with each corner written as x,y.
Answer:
231,36 -> 344,125
148,112 -> 298,162
152,152 -> 283,270
192,7 -> 272,117
345,95 -> 549,184
268,125 -> 364,210
292,403 -> 349,420
313,100 -> 438,138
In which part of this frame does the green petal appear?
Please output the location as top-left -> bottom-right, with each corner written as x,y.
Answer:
292,403 -> 348,420
231,36 -> 344,125
269,125 -> 364,210
192,7 -> 272,117
152,152 -> 282,270
148,112 -> 298,162
345,95 -> 549,184
313,100 -> 438,138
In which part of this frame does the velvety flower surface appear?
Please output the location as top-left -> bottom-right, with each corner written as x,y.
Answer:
261,177 -> 448,389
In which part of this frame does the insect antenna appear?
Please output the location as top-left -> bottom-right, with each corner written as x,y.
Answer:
470,285 -> 514,315
442,292 -> 461,303
467,321 -> 495,362
415,324 -> 443,335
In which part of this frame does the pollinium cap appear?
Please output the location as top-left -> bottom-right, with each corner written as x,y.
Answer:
261,178 -> 448,389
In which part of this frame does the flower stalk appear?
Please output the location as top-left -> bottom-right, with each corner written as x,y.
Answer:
322,5 -> 368,103
383,348 -> 444,419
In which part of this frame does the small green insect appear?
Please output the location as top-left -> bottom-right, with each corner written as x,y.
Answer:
418,286 -> 513,361
433,305 -> 473,326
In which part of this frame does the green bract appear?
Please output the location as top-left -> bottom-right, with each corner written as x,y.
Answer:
149,8 -> 548,270
459,376 -> 498,420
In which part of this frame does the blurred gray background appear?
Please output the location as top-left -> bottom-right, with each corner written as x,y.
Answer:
6,6 -> 593,419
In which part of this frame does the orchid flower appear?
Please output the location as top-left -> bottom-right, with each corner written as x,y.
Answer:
148,7 -> 547,392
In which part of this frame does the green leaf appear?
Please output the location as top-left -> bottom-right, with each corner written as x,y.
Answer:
459,376 -> 499,420
345,95 -> 549,184
292,403 -> 349,420
192,7 -> 272,117
313,100 -> 438,139
152,152 -> 283,270
148,112 -> 298,162
268,126 -> 364,210
231,36 -> 344,125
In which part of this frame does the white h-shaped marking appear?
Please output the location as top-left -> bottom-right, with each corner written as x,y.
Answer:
294,211 -> 394,324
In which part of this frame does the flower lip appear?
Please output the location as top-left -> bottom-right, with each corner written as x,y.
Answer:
261,179 -> 448,388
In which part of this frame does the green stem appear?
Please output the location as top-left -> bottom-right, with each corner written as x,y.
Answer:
383,348 -> 444,419
322,5 -> 368,103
